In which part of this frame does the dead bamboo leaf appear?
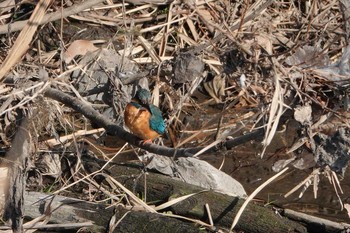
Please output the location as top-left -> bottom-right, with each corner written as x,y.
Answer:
155,191 -> 206,211
203,75 -> 225,103
138,35 -> 162,64
344,203 -> 350,218
261,72 -> 284,157
44,128 -> 105,147
197,9 -> 215,33
185,18 -> 199,41
0,0 -> 53,82
256,34 -> 273,55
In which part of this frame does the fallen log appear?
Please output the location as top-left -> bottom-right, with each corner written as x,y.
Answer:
82,155 -> 308,233
20,192 -> 202,233
6,156 -> 348,232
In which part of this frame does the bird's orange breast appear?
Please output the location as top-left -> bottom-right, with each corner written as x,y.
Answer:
124,103 -> 161,140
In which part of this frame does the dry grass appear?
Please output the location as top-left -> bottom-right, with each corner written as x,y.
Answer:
1,0 -> 350,231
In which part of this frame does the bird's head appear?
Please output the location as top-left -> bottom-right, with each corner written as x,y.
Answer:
134,88 -> 152,105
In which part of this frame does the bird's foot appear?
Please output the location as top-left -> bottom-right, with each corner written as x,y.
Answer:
142,139 -> 153,144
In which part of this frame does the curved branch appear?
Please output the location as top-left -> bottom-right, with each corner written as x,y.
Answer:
43,87 -> 264,157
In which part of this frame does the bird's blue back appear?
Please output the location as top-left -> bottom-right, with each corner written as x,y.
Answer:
148,104 -> 166,135
130,88 -> 166,135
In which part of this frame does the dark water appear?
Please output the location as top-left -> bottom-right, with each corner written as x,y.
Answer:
175,99 -> 350,223
200,143 -> 350,223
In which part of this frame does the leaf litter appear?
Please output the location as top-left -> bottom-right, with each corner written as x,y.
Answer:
1,0 -> 350,231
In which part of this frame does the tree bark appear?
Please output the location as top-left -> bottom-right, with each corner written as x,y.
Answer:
6,156 -> 347,233
4,117 -> 31,232
82,155 -> 308,233
19,191 -> 203,233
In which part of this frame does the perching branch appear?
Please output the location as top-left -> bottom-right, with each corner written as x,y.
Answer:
43,87 -> 264,157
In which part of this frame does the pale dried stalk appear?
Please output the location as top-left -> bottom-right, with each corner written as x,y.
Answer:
230,167 -> 289,232
44,128 -> 105,147
0,0 -> 53,82
68,15 -> 118,26
185,18 -> 199,41
114,4 -> 155,18
0,81 -> 51,117
118,45 -> 144,56
90,3 -> 128,11
132,56 -> 173,63
178,33 -> 198,46
154,191 -> 206,211
284,169 -> 320,198
107,175 -> 156,213
0,0 -> 106,34
140,15 -> 188,33
51,143 -> 128,196
261,71 -> 284,158
138,35 -> 162,64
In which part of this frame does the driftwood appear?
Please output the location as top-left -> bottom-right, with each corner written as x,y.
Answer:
19,191 -> 203,233
18,190 -> 350,233
3,117 -> 31,232
82,155 -> 308,233
284,209 -> 350,233
84,156 -> 350,232
1,191 -> 199,233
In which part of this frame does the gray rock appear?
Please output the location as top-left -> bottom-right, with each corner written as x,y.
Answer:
144,154 -> 247,197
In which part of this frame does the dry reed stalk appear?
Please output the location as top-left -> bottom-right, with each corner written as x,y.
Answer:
0,0 -> 106,34
261,72 -> 284,157
0,0 -> 53,82
154,191 -> 206,211
44,128 -> 105,147
230,167 -> 289,232
138,35 -> 162,64
50,143 -> 128,196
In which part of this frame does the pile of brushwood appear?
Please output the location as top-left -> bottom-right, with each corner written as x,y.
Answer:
1,0 -> 350,232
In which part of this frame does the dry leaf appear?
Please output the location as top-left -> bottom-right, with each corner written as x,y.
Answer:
294,105 -> 312,125
197,9 -> 215,32
272,157 -> 295,172
256,34 -> 273,55
285,45 -> 329,67
204,75 -> 225,103
197,9 -> 213,22
344,203 -> 350,218
173,52 -> 204,83
250,84 -> 267,95
63,40 -> 98,64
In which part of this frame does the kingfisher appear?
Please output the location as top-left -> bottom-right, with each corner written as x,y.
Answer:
124,88 -> 166,143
